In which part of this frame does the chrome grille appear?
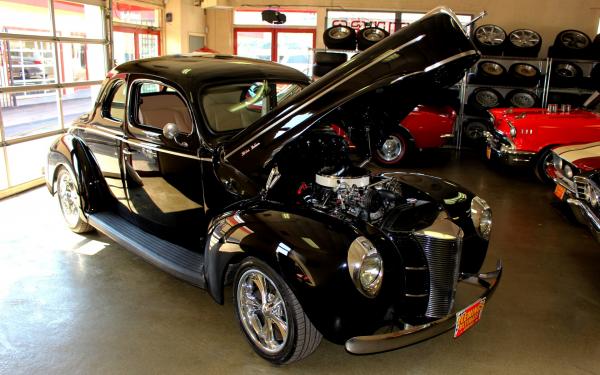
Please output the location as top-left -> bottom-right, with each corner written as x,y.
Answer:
574,177 -> 588,200
415,233 -> 463,319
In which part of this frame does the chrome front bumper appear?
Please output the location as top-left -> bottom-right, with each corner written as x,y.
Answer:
345,261 -> 502,354
484,131 -> 535,167
566,198 -> 600,242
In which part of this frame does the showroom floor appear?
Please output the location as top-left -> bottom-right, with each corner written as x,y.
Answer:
0,150 -> 599,375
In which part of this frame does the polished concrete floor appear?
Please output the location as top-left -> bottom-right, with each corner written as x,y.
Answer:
0,151 -> 599,374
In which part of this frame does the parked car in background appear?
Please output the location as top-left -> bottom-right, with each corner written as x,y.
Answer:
330,104 -> 457,166
484,91 -> 600,182
550,141 -> 600,241
46,8 -> 501,364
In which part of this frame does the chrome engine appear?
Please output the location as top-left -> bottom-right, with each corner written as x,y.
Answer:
309,167 -> 403,222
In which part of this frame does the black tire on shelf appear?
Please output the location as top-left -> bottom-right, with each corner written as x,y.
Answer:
590,63 -> 600,87
551,61 -> 583,87
372,131 -> 411,166
505,89 -> 539,108
467,87 -> 504,111
476,60 -> 507,83
312,64 -> 335,77
553,29 -> 592,58
233,257 -> 322,364
473,24 -> 507,56
592,34 -> 600,59
508,63 -> 541,86
505,29 -> 542,57
463,119 -> 489,141
357,27 -> 389,50
55,166 -> 94,234
314,51 -> 347,66
323,25 -> 356,50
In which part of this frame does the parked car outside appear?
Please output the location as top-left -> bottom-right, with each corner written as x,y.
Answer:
550,141 -> 600,241
484,91 -> 600,182
46,7 -> 501,364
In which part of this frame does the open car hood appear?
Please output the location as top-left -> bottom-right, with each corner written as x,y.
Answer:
223,7 -> 480,181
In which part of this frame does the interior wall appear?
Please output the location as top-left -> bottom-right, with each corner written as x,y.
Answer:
165,0 -> 206,54
206,8 -> 234,54
206,0 -> 599,57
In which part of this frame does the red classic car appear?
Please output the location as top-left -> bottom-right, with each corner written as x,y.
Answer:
332,104 -> 457,165
550,141 -> 600,241
484,91 -> 600,181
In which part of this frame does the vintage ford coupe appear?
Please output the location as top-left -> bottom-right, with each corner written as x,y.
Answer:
551,139 -> 600,241
46,8 -> 501,364
484,92 -> 600,181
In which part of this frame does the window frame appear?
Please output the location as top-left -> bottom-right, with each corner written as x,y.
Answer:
127,77 -> 195,137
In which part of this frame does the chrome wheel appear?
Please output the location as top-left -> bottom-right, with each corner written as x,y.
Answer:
363,28 -> 386,42
237,269 -> 289,355
377,135 -> 403,162
514,63 -> 537,77
560,31 -> 589,49
509,92 -> 536,108
555,63 -> 578,78
475,90 -> 500,108
57,169 -> 81,228
475,25 -> 506,46
509,29 -> 540,47
480,62 -> 504,76
465,122 -> 486,140
328,26 -> 351,40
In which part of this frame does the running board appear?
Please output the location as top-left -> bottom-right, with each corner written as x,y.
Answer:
88,212 -> 206,288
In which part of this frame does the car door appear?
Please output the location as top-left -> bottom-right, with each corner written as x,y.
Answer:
79,75 -> 128,209
122,77 -> 206,248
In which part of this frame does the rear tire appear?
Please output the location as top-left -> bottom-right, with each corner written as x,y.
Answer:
56,166 -> 94,233
233,257 -> 322,364
373,131 -> 410,166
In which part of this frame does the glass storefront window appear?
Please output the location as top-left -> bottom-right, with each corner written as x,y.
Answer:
0,0 -> 52,36
0,40 -> 56,87
138,33 -> 159,59
234,10 -> 317,27
6,135 -> 56,185
62,84 -> 101,127
113,2 -> 160,27
1,90 -> 60,140
236,31 -> 272,61
54,0 -> 104,39
59,43 -> 106,83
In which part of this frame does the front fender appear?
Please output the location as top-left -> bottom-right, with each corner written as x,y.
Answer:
204,204 -> 406,343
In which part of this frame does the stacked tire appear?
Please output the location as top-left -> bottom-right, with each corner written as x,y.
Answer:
312,52 -> 347,78
473,24 -> 542,58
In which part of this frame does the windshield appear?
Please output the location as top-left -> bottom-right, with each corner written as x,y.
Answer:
201,81 -> 304,133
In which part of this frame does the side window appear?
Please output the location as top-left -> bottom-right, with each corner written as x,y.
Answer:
103,81 -> 126,122
131,81 -> 193,135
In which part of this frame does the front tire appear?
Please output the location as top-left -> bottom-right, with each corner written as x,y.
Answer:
233,257 -> 322,364
534,149 -> 555,184
56,166 -> 94,233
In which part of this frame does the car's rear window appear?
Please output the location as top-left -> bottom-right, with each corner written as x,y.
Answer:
201,81 -> 303,133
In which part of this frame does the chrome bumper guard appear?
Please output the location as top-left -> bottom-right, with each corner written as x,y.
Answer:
483,131 -> 534,166
345,260 -> 503,355
566,198 -> 600,241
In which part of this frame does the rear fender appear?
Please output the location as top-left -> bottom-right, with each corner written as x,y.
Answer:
47,133 -> 107,212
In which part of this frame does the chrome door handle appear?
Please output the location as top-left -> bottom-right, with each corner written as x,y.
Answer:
123,149 -> 138,155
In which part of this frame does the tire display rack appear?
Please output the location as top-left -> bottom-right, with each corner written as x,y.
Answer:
457,56 -> 600,148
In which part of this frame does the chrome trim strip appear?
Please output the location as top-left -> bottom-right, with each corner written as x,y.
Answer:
423,50 -> 478,73
224,34 -> 430,161
405,293 -> 428,298
71,125 -> 211,162
405,266 -> 428,271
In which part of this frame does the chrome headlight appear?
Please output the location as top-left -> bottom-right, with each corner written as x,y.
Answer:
563,164 -> 573,179
348,236 -> 383,298
471,196 -> 492,240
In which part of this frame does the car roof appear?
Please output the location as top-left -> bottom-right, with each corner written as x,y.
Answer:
112,54 -> 310,87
